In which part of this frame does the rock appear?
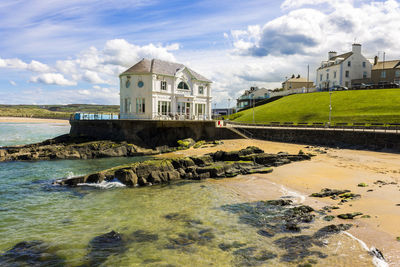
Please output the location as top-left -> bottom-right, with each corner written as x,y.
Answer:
0,240 -> 65,266
218,241 -> 246,251
86,230 -> 127,267
115,169 -> 138,187
310,188 -> 351,198
257,228 -> 276,237
171,158 -> 196,169
0,149 -> 7,161
314,224 -> 352,238
130,230 -> 158,242
196,164 -> 226,178
85,172 -> 106,183
190,155 -> 213,166
323,215 -> 335,221
337,212 -> 363,219
177,138 -> 195,148
98,146 -> 128,157
266,199 -> 293,206
357,182 -> 368,187
369,248 -> 385,261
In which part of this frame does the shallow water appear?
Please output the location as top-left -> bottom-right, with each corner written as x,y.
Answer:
0,123 -> 378,266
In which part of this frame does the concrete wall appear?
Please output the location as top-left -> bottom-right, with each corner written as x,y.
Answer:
70,120 -> 240,147
242,127 -> 400,151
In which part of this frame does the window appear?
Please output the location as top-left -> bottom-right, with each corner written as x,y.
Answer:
198,86 -> 204,94
178,81 -> 189,90
396,70 -> 400,78
334,71 -> 336,78
381,71 -> 386,78
363,71 -> 367,78
160,81 -> 167,91
195,103 -> 205,116
347,61 -> 351,67
177,102 -> 191,115
136,98 -> 145,113
158,101 -> 170,115
124,98 -> 131,113
362,62 -> 366,68
320,74 -> 322,81
345,71 -> 349,78
345,81 -> 349,87
326,73 -> 329,80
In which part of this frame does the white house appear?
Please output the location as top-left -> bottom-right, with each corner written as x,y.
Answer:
316,44 -> 372,90
119,58 -> 212,120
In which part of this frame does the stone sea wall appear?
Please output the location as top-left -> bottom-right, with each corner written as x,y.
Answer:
69,120 -> 241,148
241,127 -> 400,151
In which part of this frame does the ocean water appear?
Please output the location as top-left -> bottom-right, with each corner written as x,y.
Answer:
0,122 -> 378,266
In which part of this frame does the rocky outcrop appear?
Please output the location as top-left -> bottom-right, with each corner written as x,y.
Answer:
0,135 -> 225,162
54,146 -> 313,188
0,134 -> 159,162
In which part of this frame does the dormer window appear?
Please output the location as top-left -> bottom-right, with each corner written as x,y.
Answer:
178,81 -> 189,90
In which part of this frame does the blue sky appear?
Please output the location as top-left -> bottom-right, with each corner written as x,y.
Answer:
0,0 -> 399,107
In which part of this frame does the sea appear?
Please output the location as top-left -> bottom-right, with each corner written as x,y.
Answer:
0,121 -> 385,266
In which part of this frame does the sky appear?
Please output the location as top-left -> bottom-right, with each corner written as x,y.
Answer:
0,0 -> 399,107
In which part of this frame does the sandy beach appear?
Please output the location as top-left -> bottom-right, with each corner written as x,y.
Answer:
0,116 -> 69,124
160,139 -> 400,265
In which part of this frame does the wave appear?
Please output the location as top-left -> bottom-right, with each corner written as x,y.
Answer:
278,184 -> 306,204
343,232 -> 389,267
77,178 -> 126,189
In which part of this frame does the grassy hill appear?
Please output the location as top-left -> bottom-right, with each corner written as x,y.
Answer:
0,104 -> 120,120
229,89 -> 400,124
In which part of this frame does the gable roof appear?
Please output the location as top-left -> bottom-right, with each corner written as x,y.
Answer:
372,60 -> 400,70
121,58 -> 212,82
284,77 -> 312,83
318,52 -> 353,70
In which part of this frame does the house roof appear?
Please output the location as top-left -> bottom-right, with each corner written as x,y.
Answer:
372,60 -> 400,70
284,77 -> 312,83
318,52 -> 353,70
121,58 -> 212,82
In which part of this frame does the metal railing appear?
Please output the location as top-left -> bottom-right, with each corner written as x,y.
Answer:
226,121 -> 400,134
70,113 -> 119,121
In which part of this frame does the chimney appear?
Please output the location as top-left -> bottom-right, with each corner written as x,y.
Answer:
291,74 -> 295,78
352,43 -> 361,54
328,51 -> 337,59
297,74 -> 300,78
374,55 -> 379,65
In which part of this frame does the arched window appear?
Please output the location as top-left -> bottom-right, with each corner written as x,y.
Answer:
178,81 -> 189,90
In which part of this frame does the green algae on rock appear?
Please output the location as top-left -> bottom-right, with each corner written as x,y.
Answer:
54,147 -> 312,188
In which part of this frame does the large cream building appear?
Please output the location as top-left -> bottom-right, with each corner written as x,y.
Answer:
119,59 -> 212,120
316,44 -> 372,90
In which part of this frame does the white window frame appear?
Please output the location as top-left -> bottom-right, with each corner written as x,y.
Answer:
160,81 -> 167,91
136,98 -> 145,114
198,86 -> 204,95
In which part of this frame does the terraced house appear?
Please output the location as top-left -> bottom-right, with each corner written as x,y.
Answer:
316,44 -> 372,90
119,58 -> 212,120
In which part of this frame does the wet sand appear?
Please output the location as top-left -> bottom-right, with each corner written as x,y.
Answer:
160,139 -> 400,265
0,116 -> 69,124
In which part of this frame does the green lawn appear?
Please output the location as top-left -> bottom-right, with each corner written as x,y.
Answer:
0,104 -> 120,119
229,89 -> 400,124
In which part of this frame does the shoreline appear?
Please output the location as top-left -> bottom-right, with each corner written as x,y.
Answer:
0,116 -> 69,124
159,139 -> 400,265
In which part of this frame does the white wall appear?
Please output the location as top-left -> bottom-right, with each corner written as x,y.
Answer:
119,68 -> 212,120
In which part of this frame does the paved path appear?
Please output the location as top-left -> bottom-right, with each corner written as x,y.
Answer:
225,122 -> 400,135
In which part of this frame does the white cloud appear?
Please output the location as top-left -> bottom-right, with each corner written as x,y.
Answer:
231,0 -> 400,58
9,80 -> 16,86
27,60 -> 51,72
30,73 -> 77,86
0,57 -> 50,72
82,70 -> 107,84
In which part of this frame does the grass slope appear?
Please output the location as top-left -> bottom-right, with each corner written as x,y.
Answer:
0,104 -> 120,119
230,89 -> 400,124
